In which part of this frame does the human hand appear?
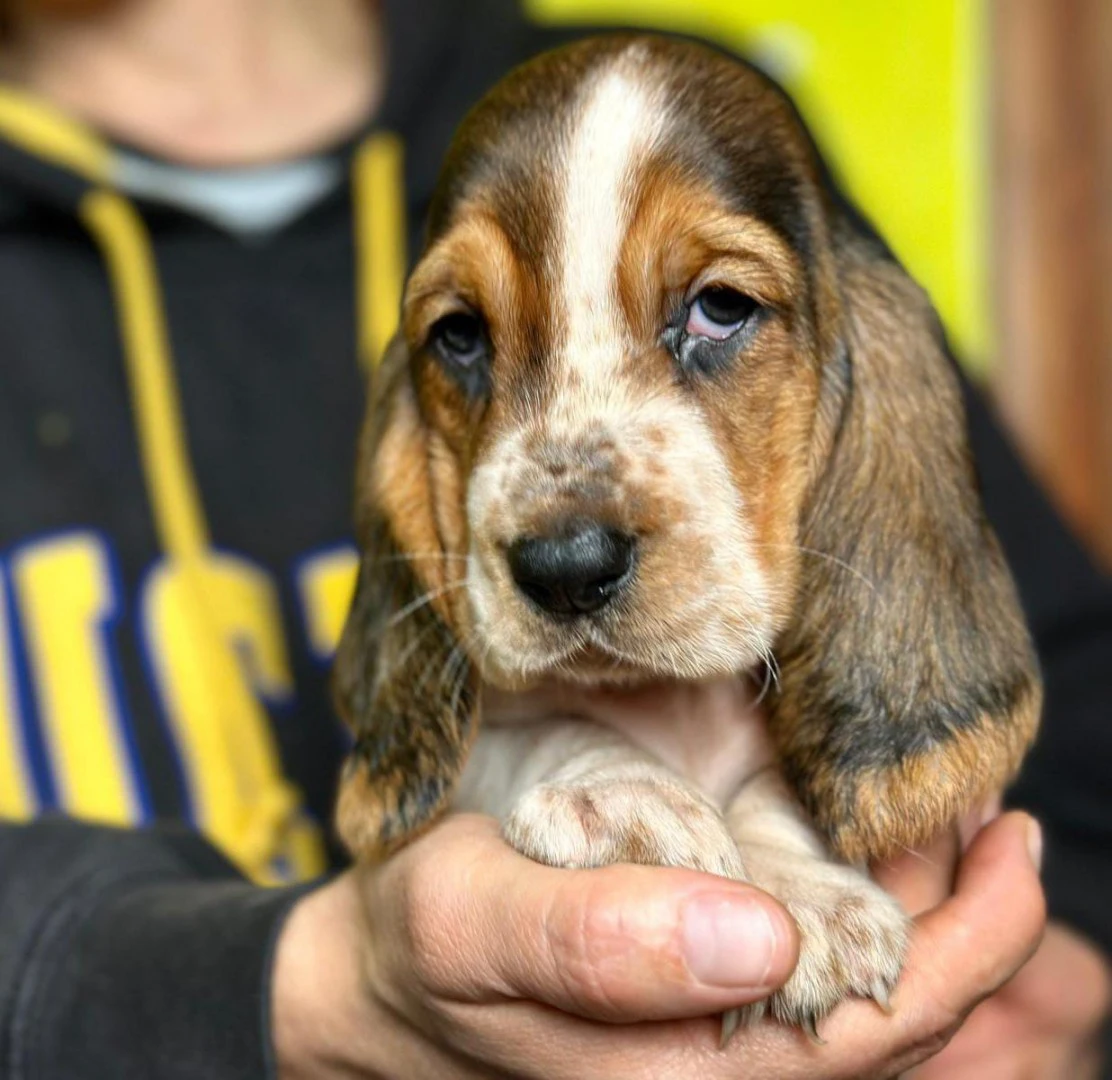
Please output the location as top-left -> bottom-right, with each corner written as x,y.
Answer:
874,805 -> 1110,1080
907,920 -> 1110,1080
271,810 -> 1044,1080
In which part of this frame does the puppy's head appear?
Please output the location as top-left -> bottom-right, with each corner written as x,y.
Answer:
336,35 -> 1040,861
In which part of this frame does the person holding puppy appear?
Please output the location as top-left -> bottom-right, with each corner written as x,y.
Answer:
0,1 -> 1105,1078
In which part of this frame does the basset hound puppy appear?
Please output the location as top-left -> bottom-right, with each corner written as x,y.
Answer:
333,34 -> 1041,1040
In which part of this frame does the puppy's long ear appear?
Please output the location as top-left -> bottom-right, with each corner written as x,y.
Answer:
333,340 -> 479,861
769,225 -> 1042,864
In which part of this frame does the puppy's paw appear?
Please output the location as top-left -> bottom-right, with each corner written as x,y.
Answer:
502,775 -> 747,879
724,854 -> 908,1041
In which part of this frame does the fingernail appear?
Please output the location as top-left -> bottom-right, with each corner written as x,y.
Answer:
681,893 -> 790,989
1027,818 -> 1043,873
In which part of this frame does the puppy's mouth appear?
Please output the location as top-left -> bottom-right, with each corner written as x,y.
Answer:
558,637 -> 660,686
475,607 -> 762,690
485,631 -> 659,689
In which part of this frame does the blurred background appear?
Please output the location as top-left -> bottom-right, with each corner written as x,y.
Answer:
532,0 -> 1112,568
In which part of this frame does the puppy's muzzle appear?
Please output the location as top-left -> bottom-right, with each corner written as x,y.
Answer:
508,521 -> 636,618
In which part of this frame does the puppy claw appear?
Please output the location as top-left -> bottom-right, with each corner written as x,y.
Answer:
870,978 -> 895,1015
801,1012 -> 825,1046
719,1007 -> 742,1048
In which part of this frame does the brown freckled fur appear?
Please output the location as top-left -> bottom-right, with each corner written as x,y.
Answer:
610,816 -> 666,867
333,33 -> 1042,866
571,790 -> 602,840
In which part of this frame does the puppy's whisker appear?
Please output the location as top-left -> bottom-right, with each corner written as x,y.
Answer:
653,588 -> 771,678
446,629 -> 490,719
408,623 -> 476,706
749,541 -> 878,595
379,577 -> 469,636
439,643 -> 469,702
379,616 -> 444,689
762,648 -> 782,689
368,552 -> 471,566
891,843 -> 943,868
752,657 -> 775,707
409,636 -> 456,702
445,626 -> 484,684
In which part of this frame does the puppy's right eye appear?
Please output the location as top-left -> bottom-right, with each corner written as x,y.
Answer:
686,286 -> 758,340
430,312 -> 489,369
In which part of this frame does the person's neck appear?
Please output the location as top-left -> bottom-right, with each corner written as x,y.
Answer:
0,0 -> 383,166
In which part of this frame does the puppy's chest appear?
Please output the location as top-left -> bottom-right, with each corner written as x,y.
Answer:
482,677 -> 775,806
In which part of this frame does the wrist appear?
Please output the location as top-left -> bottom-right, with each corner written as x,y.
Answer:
271,872 -> 386,1080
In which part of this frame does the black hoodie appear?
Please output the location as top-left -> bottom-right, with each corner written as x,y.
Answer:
0,2 -> 1109,1077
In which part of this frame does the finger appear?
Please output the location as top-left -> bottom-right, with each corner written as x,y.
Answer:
957,795 -> 1002,852
872,795 -> 1005,919
365,813 -> 800,1023
905,811 -> 1046,1022
872,826 -> 960,917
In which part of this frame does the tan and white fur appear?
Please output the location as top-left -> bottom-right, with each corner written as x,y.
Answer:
334,35 -> 1041,1041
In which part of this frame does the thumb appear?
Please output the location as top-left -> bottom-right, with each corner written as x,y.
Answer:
366,813 -> 799,1023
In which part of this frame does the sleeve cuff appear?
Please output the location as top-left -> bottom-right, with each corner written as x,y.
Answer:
6,822 -> 319,1080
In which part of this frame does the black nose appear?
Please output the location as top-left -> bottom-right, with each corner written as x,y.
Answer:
508,524 -> 635,617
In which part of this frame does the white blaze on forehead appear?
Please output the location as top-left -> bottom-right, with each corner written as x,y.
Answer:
559,54 -> 667,384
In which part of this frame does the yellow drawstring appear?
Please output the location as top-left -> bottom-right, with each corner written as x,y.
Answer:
79,188 -> 312,879
0,85 -> 110,182
353,131 -> 406,372
80,193 -> 210,558
76,128 -> 409,877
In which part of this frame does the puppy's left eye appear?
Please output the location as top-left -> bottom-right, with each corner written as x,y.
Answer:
430,312 -> 489,369
685,286 -> 758,340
